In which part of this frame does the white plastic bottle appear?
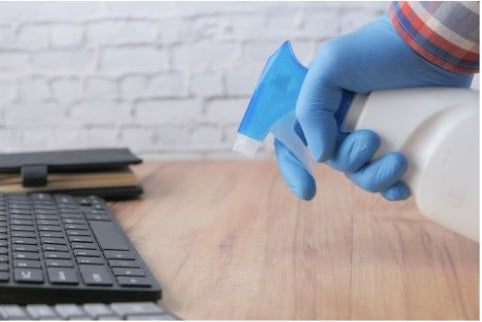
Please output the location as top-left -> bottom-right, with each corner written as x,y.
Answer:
233,42 -> 479,241
343,87 -> 479,241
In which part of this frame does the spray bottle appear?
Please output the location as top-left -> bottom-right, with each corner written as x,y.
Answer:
233,41 -> 479,241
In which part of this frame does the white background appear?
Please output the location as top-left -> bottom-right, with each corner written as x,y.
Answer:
2,1 -> 463,159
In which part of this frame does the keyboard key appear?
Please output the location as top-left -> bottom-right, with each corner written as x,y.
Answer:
46,259 -> 74,268
66,230 -> 91,237
89,209 -> 109,216
65,224 -> 88,230
54,304 -> 86,319
116,276 -> 151,287
11,225 -> 34,232
15,260 -> 41,268
56,195 -> 76,204
48,268 -> 79,285
104,250 -> 136,260
34,202 -> 51,209
39,231 -> 64,238
0,305 -> 29,320
77,257 -> 103,265
109,260 -> 139,268
0,255 -> 8,262
33,206 -> 56,212
45,252 -> 71,260
13,244 -> 39,252
112,268 -> 146,277
68,236 -> 94,243
13,252 -> 40,260
8,204 -> 30,209
90,221 -> 129,251
35,214 -> 57,220
8,199 -> 29,204
10,214 -> 32,220
12,237 -> 37,245
0,272 -> 9,282
7,205 -> 29,211
43,244 -> 68,252
59,206 -> 79,213
0,263 -> 8,271
89,195 -> 105,204
25,304 -> 58,320
111,302 -> 163,317
93,204 -> 105,210
79,197 -> 92,205
62,218 -> 86,224
10,219 -> 33,226
33,208 -> 55,215
74,249 -> 100,257
36,219 -> 60,226
12,231 -> 35,238
32,193 -> 52,201
0,240 -> 6,247
58,204 -> 78,211
38,225 -> 62,232
60,213 -> 83,219
71,242 -> 97,250
0,247 -> 6,254
41,237 -> 66,245
82,303 -> 113,318
86,214 -> 111,221
14,268 -> 43,283
79,265 -> 113,286
9,209 -> 31,215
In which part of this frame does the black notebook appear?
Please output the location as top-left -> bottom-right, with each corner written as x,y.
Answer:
0,149 -> 143,199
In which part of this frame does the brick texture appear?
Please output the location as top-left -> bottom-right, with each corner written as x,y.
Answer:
1,1 -> 390,159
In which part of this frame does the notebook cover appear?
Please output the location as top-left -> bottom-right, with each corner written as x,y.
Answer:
0,148 -> 142,173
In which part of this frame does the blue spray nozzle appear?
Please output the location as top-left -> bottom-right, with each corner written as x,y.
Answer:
233,41 -> 355,173
233,41 -> 307,157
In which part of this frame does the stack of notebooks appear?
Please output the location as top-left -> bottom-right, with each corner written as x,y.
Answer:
0,148 -> 143,199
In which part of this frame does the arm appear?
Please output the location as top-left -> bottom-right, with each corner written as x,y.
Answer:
389,1 -> 479,74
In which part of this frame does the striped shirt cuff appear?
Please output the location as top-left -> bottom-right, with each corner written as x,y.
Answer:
389,1 -> 479,74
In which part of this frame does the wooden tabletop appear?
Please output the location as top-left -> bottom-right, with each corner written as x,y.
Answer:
110,160 -> 478,320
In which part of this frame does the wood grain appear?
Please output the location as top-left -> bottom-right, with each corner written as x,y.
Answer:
110,160 -> 478,320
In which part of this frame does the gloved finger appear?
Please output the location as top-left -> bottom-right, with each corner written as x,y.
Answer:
347,152 -> 408,193
382,181 -> 410,201
328,129 -> 380,173
295,43 -> 345,162
274,139 -> 316,200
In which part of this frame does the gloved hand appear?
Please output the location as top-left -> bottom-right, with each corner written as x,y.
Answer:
275,14 -> 473,201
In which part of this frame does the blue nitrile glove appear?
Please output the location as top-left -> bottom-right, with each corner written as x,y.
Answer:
275,14 -> 473,201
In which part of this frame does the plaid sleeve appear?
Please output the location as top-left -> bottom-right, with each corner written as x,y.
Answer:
389,1 -> 479,74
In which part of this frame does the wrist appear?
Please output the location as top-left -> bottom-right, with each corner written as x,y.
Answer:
388,1 -> 479,75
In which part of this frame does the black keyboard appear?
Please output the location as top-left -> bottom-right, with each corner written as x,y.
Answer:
0,193 -> 162,304
0,302 -> 177,320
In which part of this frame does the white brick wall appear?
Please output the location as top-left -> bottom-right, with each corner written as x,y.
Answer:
1,1 -> 389,159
